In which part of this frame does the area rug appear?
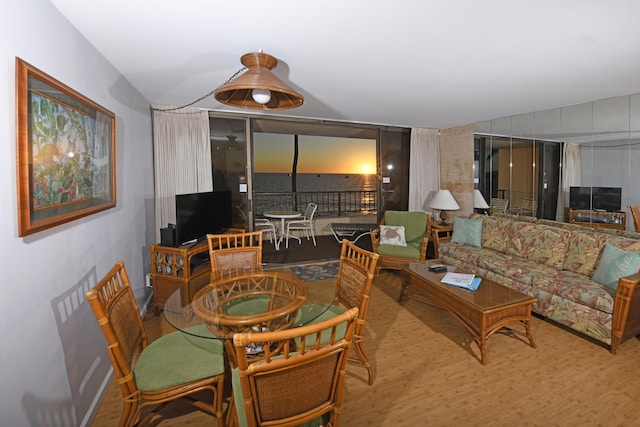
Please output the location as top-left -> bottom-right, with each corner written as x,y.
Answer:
291,260 -> 340,282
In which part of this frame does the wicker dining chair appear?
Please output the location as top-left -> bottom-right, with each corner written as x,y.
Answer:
207,230 -> 264,280
231,307 -> 359,427
86,261 -> 226,427
296,239 -> 379,385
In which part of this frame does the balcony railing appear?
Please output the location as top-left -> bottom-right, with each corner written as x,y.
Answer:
253,191 -> 377,217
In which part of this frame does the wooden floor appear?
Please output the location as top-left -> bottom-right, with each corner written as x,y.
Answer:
91,271 -> 640,426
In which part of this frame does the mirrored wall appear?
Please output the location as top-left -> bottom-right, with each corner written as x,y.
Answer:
475,93 -> 640,230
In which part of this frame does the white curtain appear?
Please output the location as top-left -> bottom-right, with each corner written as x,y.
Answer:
556,142 -> 581,221
409,128 -> 440,212
152,106 -> 213,240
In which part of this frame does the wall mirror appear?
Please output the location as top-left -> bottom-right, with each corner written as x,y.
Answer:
475,93 -> 640,231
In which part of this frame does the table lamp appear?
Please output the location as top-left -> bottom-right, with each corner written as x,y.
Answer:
429,189 -> 460,225
473,189 -> 490,214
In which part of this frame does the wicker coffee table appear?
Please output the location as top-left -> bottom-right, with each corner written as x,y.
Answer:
400,260 -> 537,365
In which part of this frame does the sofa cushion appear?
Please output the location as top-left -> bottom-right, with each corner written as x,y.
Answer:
592,244 -> 640,290
439,242 -> 481,266
562,229 -> 608,275
451,217 -> 482,247
538,270 -> 616,314
479,215 -> 512,253
506,222 -> 570,269
379,225 -> 406,246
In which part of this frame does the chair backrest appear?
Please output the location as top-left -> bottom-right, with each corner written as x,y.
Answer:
85,261 -> 147,400
232,307 -> 359,427
490,198 -> 509,213
630,205 -> 640,232
382,210 -> 430,243
334,240 -> 379,335
207,231 -> 264,278
303,202 -> 318,220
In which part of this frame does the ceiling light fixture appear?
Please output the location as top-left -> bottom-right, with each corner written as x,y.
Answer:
214,51 -> 304,110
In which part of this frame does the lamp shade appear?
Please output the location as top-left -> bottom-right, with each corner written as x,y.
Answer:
429,189 -> 460,211
214,51 -> 304,110
473,189 -> 490,209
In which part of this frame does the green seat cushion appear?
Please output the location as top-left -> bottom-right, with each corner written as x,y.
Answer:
592,244 -> 640,290
223,295 -> 271,316
295,304 -> 347,346
377,241 -> 422,259
133,325 -> 225,392
451,217 -> 482,247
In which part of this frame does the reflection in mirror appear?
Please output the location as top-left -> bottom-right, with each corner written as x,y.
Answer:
475,93 -> 640,231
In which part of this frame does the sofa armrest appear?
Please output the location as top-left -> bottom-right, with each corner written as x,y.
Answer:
611,271 -> 640,354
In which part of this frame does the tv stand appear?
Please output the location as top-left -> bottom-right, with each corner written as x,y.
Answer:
150,240 -> 211,314
566,208 -> 626,230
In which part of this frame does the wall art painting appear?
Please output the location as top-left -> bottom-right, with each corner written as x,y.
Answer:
16,58 -> 116,236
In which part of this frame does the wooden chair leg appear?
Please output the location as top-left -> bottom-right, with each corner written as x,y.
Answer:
351,336 -> 375,385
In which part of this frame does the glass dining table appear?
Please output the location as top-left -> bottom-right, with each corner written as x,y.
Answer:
163,270 -> 336,362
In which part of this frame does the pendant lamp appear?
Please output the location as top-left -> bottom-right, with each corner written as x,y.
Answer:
214,51 -> 304,110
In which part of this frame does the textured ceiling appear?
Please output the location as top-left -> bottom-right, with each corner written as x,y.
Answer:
49,0 -> 640,130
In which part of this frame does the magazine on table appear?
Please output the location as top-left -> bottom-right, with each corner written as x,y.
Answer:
441,272 -> 482,291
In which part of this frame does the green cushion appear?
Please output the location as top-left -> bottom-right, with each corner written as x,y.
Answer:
384,210 -> 428,244
133,325 -> 225,392
295,304 -> 347,346
377,241 -> 422,259
592,244 -> 640,290
224,295 -> 271,316
451,217 -> 482,247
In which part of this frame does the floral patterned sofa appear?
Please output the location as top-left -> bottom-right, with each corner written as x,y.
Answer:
433,213 -> 640,354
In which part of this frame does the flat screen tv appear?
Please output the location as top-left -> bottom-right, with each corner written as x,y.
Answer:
569,187 -> 622,212
175,190 -> 233,246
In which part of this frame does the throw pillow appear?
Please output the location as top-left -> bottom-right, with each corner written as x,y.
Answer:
379,225 -> 407,246
592,244 -> 640,290
450,217 -> 482,248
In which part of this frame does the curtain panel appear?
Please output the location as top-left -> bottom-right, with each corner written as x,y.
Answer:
152,106 -> 213,241
409,128 -> 440,212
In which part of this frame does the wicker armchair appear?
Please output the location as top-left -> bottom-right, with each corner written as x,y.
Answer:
86,261 -> 225,427
232,307 -> 359,427
296,239 -> 379,384
370,210 -> 430,271
207,230 -> 264,280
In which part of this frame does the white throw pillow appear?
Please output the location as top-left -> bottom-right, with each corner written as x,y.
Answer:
379,225 -> 407,246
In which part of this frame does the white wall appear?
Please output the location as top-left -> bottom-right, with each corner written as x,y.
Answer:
0,0 -> 155,425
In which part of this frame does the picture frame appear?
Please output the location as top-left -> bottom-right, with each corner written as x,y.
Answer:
16,58 -> 116,237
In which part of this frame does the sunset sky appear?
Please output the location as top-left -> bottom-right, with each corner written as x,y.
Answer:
253,133 -> 376,174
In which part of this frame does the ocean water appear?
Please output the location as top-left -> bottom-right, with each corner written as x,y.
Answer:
254,173 -> 376,193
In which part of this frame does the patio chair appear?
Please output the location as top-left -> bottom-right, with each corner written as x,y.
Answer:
231,307 -> 359,427
254,218 -> 278,245
370,210 -> 430,271
285,202 -> 318,248
489,198 -> 509,214
86,261 -> 226,427
207,230 -> 264,280
295,239 -> 379,384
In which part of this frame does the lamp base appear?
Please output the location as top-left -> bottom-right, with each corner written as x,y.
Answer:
439,210 -> 449,225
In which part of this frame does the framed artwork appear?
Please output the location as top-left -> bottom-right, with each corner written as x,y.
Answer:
16,58 -> 116,236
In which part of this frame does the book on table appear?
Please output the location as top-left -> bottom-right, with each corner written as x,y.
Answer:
441,272 -> 482,291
